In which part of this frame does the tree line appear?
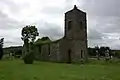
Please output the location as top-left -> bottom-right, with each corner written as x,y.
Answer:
0,25 -> 120,64
88,46 -> 111,57
88,46 -> 120,59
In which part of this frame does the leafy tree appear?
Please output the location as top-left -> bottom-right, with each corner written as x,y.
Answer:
88,47 -> 96,56
99,46 -> 106,56
95,46 -> 100,60
0,38 -> 4,60
99,46 -> 111,57
21,25 -> 39,64
88,46 -> 100,57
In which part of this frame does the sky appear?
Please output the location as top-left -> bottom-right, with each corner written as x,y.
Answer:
0,0 -> 120,49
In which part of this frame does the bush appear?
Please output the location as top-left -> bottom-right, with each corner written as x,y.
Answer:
23,42 -> 34,64
23,53 -> 34,64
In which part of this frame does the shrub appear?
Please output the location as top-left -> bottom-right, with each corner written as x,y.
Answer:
23,53 -> 34,64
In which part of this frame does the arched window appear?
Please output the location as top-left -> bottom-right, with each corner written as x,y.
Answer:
80,21 -> 83,30
81,50 -> 83,58
68,21 -> 72,30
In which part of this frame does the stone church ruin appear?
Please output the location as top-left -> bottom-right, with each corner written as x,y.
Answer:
34,5 -> 88,63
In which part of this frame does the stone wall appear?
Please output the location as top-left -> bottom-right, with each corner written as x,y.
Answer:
59,38 -> 88,63
34,38 -> 87,63
34,46 -> 41,60
34,42 -> 61,62
59,38 -> 72,63
49,42 -> 61,62
71,40 -> 87,63
40,44 -> 49,61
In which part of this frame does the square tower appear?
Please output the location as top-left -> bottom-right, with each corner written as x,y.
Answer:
65,5 -> 87,41
62,5 -> 88,63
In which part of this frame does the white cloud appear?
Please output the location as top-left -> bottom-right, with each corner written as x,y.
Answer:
0,0 -> 120,50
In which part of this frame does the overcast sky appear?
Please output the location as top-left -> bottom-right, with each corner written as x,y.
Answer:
0,0 -> 120,49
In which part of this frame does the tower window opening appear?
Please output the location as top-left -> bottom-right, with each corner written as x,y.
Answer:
68,21 -> 72,30
80,21 -> 83,30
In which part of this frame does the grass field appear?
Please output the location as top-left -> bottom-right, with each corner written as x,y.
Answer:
0,59 -> 120,80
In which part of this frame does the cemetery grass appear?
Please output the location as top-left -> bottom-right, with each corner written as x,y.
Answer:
0,59 -> 120,80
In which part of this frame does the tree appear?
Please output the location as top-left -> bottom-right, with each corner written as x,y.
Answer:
88,46 -> 99,57
0,38 -> 4,60
99,46 -> 111,57
99,46 -> 106,56
95,46 -> 100,60
21,25 -> 39,64
104,47 -> 111,61
88,47 -> 96,56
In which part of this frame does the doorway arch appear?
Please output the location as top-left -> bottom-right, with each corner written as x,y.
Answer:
67,49 -> 71,63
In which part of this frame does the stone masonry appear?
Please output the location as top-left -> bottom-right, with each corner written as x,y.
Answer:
34,5 -> 88,63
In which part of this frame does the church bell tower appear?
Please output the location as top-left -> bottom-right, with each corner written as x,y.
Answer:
65,5 -> 87,41
64,5 -> 88,62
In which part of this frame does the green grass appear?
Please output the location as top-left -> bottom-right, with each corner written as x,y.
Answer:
0,59 -> 120,80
